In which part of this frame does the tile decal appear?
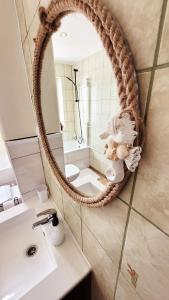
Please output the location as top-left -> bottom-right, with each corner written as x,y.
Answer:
127,263 -> 139,288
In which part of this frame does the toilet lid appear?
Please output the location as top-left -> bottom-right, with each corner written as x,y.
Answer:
65,164 -> 80,178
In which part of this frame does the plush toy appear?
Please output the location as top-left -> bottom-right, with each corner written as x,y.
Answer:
100,113 -> 142,183
104,136 -> 130,161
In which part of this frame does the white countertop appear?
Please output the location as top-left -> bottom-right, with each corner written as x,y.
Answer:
2,193 -> 91,300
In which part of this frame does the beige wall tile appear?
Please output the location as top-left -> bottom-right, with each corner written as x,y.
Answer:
42,155 -> 52,188
115,273 -> 141,300
40,144 -> 64,214
82,222 -> 118,300
62,189 -> 81,217
132,68 -> 169,233
15,0 -> 27,43
82,199 -> 128,266
6,137 -> 39,159
137,72 -> 151,115
63,194 -> 82,247
121,211 -> 169,300
158,2 -> 169,64
104,0 -> 163,69
50,173 -> 64,216
12,153 -> 45,194
119,174 -> 134,204
22,0 -> 40,30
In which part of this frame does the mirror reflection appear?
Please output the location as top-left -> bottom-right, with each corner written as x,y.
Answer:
41,13 -> 121,197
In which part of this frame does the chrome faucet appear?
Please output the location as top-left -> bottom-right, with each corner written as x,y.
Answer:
32,208 -> 58,229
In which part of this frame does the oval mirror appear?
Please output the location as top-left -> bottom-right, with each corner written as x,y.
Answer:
33,1 -> 144,207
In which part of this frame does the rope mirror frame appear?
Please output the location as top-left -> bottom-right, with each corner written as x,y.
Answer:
33,0 -> 144,208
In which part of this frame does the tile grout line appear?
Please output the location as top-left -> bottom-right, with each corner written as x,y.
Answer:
144,0 -> 168,124
136,62 -> 169,74
114,1 -> 168,297
132,207 -> 169,238
81,218 -> 119,265
118,196 -> 169,238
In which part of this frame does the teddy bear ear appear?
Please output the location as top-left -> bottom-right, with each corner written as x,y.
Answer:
99,131 -> 109,139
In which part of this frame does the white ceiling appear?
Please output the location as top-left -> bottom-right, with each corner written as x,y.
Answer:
52,13 -> 103,64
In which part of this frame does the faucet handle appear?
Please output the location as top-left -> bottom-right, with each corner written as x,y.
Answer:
37,208 -> 57,218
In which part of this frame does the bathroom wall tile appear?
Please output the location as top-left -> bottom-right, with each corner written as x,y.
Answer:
41,149 -> 64,215
158,2 -> 169,64
121,210 -> 169,300
62,189 -> 81,217
105,0 -> 163,69
132,68 -> 169,233
66,148 -> 89,162
12,153 -> 45,194
49,172 -> 64,216
119,174 -> 134,204
0,168 -> 16,186
115,273 -> 142,300
82,198 -> 128,266
65,64 -> 72,78
55,63 -> 65,76
63,193 -> 82,247
23,37 -> 33,95
82,222 -> 118,300
6,137 -> 39,159
40,141 -> 64,189
71,158 -> 90,170
47,133 -> 63,149
15,0 -> 27,43
137,72 -> 151,115
22,0 -> 40,31
41,150 -> 52,187
52,148 -> 65,174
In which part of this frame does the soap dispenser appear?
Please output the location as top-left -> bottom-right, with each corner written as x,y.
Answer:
35,209 -> 65,246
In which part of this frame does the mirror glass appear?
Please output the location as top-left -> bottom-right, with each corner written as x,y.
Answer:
41,12 -> 121,197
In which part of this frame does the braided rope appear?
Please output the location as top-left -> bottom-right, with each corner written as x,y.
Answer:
33,0 -> 144,207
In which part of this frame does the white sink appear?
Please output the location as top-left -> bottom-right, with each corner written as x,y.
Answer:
73,175 -> 105,196
0,206 -> 57,300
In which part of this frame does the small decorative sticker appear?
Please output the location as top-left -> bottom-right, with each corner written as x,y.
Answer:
127,263 -> 138,288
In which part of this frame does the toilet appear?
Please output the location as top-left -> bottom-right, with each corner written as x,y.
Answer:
65,164 -> 80,182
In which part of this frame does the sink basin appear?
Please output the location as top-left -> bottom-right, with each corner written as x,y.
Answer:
73,175 -> 105,196
0,207 -> 57,300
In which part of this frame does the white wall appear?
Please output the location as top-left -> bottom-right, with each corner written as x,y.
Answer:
0,0 -> 36,140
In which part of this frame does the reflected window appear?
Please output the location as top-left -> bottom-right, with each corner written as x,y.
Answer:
56,77 -> 64,127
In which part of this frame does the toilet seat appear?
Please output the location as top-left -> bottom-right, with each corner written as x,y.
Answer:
65,164 -> 80,182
